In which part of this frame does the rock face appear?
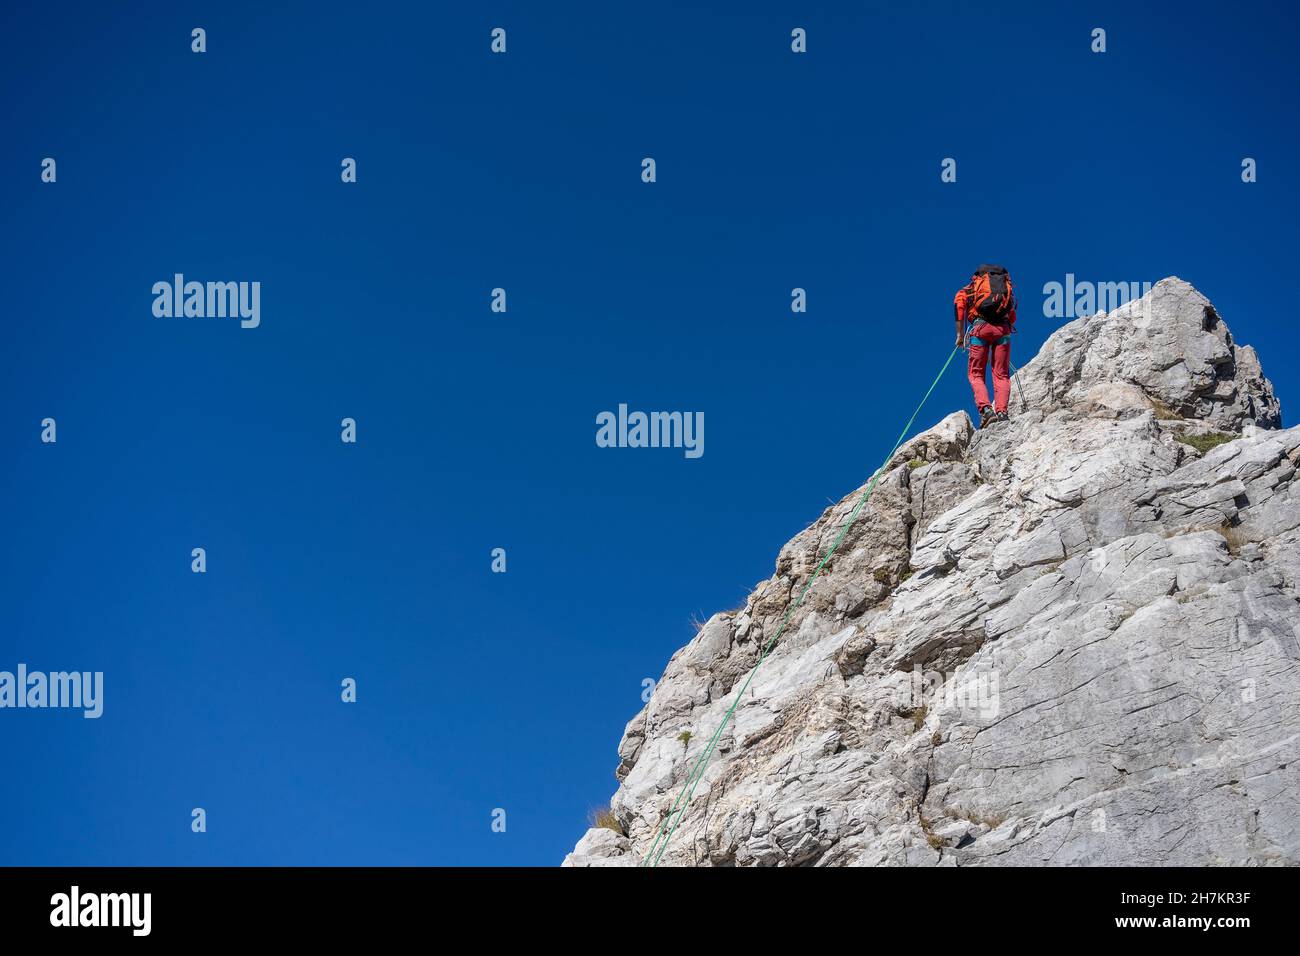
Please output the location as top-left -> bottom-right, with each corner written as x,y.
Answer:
565,278 -> 1299,867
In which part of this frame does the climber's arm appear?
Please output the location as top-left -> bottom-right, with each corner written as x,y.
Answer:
954,289 -> 968,348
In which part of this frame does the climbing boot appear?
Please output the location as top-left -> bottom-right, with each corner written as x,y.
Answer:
979,405 -> 996,428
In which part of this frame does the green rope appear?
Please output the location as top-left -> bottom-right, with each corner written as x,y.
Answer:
642,346 -> 961,867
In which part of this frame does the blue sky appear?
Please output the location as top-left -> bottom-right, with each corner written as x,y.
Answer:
1,1 -> 1297,865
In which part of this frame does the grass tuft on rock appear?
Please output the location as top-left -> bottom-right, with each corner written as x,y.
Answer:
587,806 -> 624,835
1218,521 -> 1251,555
1175,431 -> 1235,454
1150,398 -> 1184,421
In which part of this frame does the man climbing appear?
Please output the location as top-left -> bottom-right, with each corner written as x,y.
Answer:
954,264 -> 1017,428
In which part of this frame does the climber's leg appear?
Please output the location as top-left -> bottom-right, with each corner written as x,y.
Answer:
967,342 -> 992,411
991,339 -> 1011,413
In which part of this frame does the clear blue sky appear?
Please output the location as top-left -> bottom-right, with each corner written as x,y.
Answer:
1,1 -> 1297,865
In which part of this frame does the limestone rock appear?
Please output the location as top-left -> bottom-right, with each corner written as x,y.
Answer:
571,278 -> 1298,866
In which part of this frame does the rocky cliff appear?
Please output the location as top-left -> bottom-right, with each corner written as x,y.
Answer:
566,278 -> 1299,867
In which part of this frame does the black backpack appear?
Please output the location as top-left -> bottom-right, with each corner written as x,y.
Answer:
969,264 -> 1017,323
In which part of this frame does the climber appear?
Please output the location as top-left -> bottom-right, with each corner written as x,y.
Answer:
954,264 -> 1017,428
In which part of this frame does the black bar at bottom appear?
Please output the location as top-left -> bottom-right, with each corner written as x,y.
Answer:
0,866 -> 1286,941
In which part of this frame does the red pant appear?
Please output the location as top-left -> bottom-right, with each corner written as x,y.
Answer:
967,325 -> 1011,412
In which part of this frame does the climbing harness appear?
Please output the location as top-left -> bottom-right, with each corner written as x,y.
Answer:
641,346 -> 961,867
